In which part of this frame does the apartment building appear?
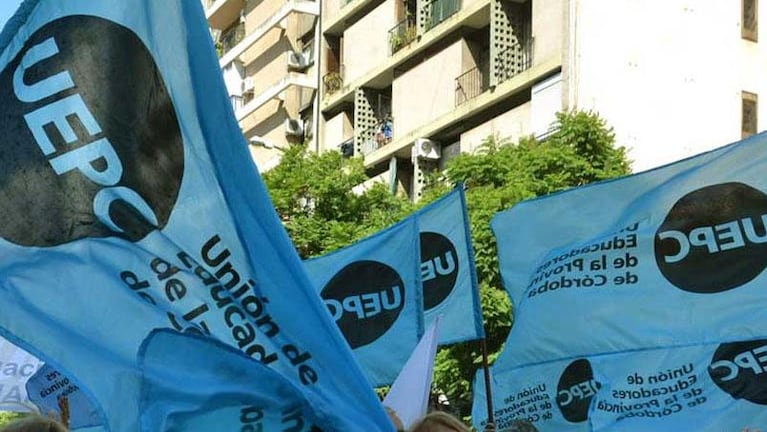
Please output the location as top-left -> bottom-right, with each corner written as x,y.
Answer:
317,0 -> 767,199
203,0 -> 766,195
203,0 -> 320,171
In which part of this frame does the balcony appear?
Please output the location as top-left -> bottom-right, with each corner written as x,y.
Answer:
323,67 -> 345,97
235,72 -> 317,122
206,0 -> 246,30
455,65 -> 489,106
219,0 -> 319,69
422,0 -> 461,32
495,38 -> 533,84
321,0 -> 490,112
359,119 -> 394,156
217,21 -> 246,58
388,16 -> 418,55
362,55 -> 560,168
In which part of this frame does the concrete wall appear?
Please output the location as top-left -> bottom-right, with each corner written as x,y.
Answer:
323,111 -> 354,151
460,101 -> 531,152
532,0 -> 564,67
392,39 -> 466,137
343,0 -> 398,83
572,0 -> 767,172
323,0 -> 343,23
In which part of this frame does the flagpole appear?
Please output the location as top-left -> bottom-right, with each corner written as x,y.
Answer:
480,338 -> 494,426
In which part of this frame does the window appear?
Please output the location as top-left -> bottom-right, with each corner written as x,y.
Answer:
743,0 -> 758,41
742,91 -> 758,138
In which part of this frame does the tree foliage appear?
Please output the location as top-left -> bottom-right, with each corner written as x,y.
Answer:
264,110 -> 631,420
263,145 -> 416,258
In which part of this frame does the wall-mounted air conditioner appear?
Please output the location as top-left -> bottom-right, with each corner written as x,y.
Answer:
284,119 -> 304,137
242,77 -> 255,94
413,138 -> 441,160
287,51 -> 310,71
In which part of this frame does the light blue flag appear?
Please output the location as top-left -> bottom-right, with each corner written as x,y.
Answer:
416,185 -> 484,344
491,132 -> 767,368
138,329 -> 318,432
0,1 -> 392,431
304,218 -> 423,386
26,364 -> 103,429
473,339 -> 767,431
477,132 -> 767,429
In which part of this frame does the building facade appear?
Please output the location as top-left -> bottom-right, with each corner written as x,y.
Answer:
203,0 -> 320,171
206,0 -> 766,198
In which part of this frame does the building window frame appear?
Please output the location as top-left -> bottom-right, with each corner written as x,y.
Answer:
742,91 -> 758,138
743,0 -> 758,42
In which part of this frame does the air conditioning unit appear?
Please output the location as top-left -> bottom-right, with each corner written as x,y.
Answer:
284,118 -> 304,137
413,138 -> 441,160
242,77 -> 255,94
287,51 -> 310,71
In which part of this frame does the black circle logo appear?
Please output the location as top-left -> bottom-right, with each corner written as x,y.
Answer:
655,183 -> 767,293
0,15 -> 183,246
420,232 -> 459,310
320,260 -> 405,348
710,339 -> 767,405
557,359 -> 600,423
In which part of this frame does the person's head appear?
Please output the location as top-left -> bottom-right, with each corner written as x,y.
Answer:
0,415 -> 68,432
409,411 -> 470,432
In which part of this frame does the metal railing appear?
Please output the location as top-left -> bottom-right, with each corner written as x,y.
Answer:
323,66 -> 345,97
388,16 -> 417,55
455,65 -> 489,106
495,38 -> 533,84
230,95 -> 244,112
217,22 -> 246,58
422,0 -> 460,32
358,120 -> 394,156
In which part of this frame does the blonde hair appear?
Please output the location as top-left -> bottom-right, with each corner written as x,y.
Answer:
409,411 -> 470,432
0,415 -> 68,432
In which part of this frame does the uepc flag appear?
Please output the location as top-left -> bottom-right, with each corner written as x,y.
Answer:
480,133 -> 767,430
0,1 -> 391,431
26,364 -> 103,429
416,185 -> 484,344
473,339 -> 767,431
0,336 -> 41,412
304,218 -> 423,386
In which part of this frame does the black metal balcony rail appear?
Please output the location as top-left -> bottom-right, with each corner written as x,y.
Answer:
322,66 -> 345,97
388,16 -> 418,55
217,22 -> 246,57
455,66 -> 489,106
358,119 -> 394,156
422,0 -> 461,32
495,38 -> 533,84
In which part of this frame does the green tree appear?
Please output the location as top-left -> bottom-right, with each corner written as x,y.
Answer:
264,110 -> 631,420
263,145 -> 415,258
0,412 -> 26,427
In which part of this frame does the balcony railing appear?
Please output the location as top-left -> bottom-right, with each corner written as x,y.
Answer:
455,65 -> 489,106
359,119 -> 394,156
217,22 -> 246,58
495,38 -> 533,84
323,66 -> 345,97
422,0 -> 461,32
388,16 -> 417,55
230,94 -> 244,112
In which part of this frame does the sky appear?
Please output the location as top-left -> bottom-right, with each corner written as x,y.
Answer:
0,0 -> 24,31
